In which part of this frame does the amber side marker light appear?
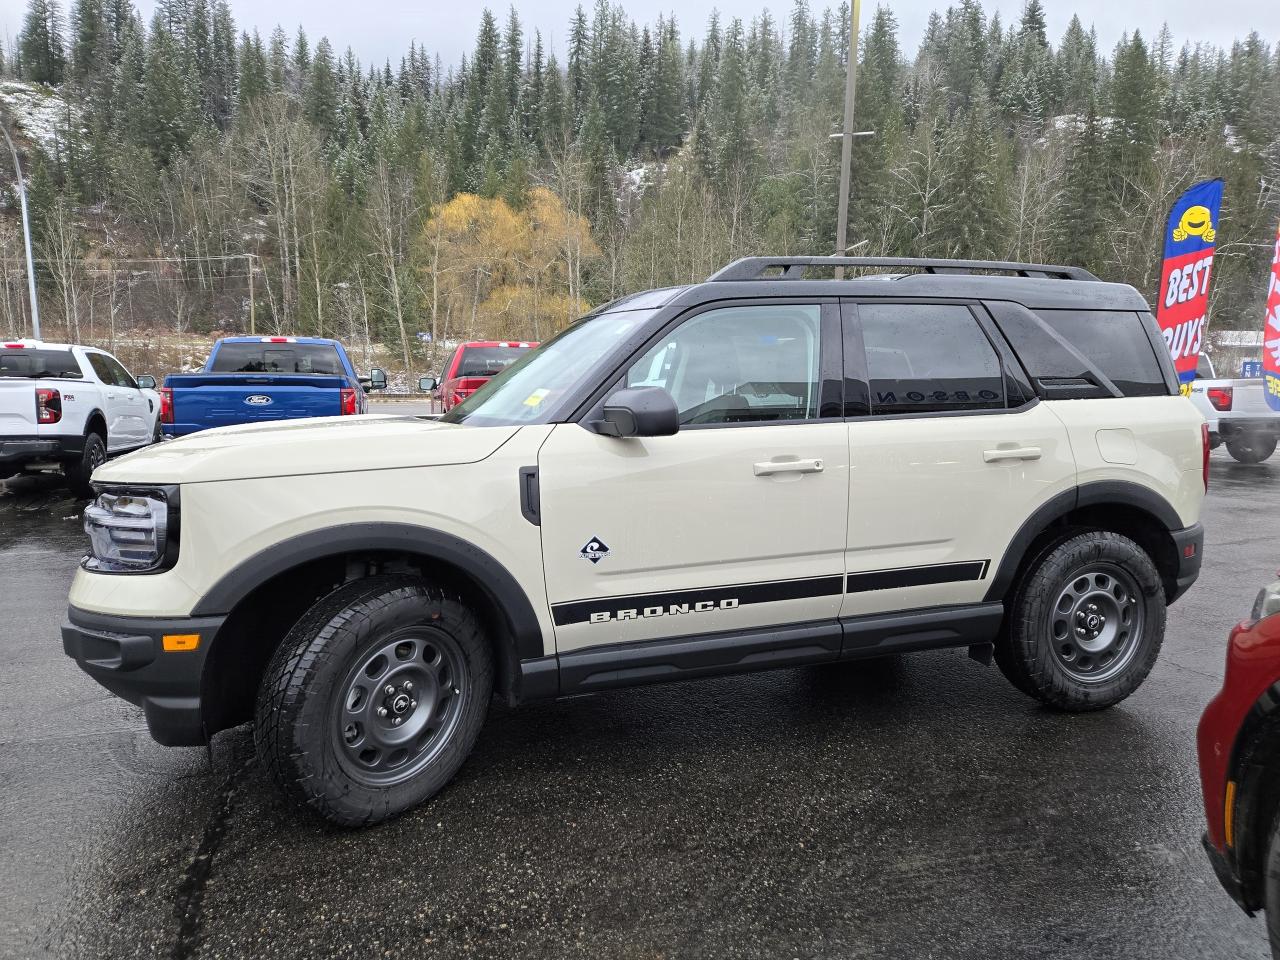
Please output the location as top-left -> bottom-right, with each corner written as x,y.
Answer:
162,633 -> 200,652
1225,780 -> 1238,848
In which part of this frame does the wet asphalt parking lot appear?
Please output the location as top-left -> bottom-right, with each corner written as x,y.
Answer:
1,449 -> 1277,960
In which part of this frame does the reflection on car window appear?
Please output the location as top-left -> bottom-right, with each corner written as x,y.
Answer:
860,303 -> 1005,415
0,349 -> 83,379
443,309 -> 657,426
211,342 -> 342,374
626,305 -> 821,424
455,346 -> 531,378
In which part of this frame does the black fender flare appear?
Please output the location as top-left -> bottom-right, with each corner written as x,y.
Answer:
190,522 -> 546,662
983,480 -> 1184,603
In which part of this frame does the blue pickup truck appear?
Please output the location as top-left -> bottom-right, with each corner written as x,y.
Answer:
160,336 -> 386,437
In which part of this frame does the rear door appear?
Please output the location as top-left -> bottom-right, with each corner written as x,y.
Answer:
840,300 -> 1076,622
538,300 -> 849,657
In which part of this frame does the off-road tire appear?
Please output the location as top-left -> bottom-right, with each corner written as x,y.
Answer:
255,574 -> 493,827
995,531 -> 1166,711
65,432 -> 106,498
1226,435 -> 1277,464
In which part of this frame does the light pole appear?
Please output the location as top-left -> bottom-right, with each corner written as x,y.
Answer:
832,0 -> 870,274
0,120 -> 41,339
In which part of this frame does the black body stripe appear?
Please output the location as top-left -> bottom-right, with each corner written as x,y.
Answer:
553,561 -> 991,627
552,575 -> 844,626
846,560 -> 990,593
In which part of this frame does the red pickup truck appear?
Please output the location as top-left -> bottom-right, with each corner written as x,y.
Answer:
434,341 -> 537,412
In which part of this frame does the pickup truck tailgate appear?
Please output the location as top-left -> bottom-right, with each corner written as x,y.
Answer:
1233,379 -> 1274,416
169,374 -> 348,429
0,379 -> 37,434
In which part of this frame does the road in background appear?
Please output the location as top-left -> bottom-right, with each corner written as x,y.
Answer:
0,454 -> 1274,959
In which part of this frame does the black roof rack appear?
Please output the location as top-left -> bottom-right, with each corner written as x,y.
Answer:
708,256 -> 1100,282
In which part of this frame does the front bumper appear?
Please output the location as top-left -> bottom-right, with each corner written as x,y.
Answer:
1203,833 -> 1252,914
1170,522 -> 1205,603
62,605 -> 224,746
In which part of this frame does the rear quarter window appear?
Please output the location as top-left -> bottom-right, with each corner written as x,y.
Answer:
1034,310 -> 1173,397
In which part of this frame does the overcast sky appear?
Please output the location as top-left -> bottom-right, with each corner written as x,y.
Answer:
0,0 -> 1268,71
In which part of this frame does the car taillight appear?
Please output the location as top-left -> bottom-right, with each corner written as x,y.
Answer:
340,387 -> 357,415
1207,386 -> 1233,411
160,387 -> 174,424
35,387 -> 61,424
1203,423 -> 1211,491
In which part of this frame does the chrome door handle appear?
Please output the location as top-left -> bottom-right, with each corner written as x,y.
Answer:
754,458 -> 824,476
983,446 -> 1042,463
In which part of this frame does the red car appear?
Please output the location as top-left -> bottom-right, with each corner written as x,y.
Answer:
435,341 -> 537,412
1198,576 -> 1280,934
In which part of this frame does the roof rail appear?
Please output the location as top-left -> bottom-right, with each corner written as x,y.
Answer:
708,256 -> 1100,282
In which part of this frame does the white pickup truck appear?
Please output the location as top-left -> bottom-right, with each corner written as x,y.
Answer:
1189,355 -> 1280,463
0,339 -> 162,495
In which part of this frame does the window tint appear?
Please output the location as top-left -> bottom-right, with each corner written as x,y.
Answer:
86,353 -> 116,384
1033,310 -> 1171,397
211,342 -> 343,374
455,345 -> 531,378
626,304 -> 821,425
101,354 -> 137,389
858,303 -> 1005,415
0,348 -> 82,379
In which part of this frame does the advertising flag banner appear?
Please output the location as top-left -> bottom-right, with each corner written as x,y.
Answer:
1263,220 -> 1280,411
1156,179 -> 1224,389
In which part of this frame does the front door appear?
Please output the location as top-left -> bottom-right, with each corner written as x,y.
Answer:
537,301 -> 849,655
840,300 -> 1077,620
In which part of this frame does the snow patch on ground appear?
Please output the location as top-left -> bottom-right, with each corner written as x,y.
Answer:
0,80 -> 75,157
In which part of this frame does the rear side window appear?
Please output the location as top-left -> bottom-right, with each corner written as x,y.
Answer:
455,345 -> 530,378
858,303 -> 1005,415
0,348 -> 83,379
211,342 -> 342,374
1033,310 -> 1171,397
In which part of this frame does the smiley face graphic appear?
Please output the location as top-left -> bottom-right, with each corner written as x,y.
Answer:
1173,204 -> 1216,243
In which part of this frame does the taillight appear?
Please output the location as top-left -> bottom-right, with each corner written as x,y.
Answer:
1203,423 -> 1211,491
1207,386 -> 1233,411
340,387 -> 357,415
160,387 -> 174,424
35,387 -> 61,424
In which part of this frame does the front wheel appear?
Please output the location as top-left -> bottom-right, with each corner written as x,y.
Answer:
995,531 -> 1166,711
255,575 -> 494,826
1226,435 -> 1277,463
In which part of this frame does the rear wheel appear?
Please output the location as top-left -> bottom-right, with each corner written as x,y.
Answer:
255,574 -> 493,826
65,432 -> 106,498
995,531 -> 1165,711
1226,435 -> 1277,463
1265,809 -> 1280,958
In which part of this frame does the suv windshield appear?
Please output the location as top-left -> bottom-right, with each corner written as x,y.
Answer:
211,342 -> 342,374
442,309 -> 658,426
455,345 -> 531,378
0,348 -> 83,379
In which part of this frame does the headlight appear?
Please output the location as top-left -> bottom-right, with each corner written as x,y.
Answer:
82,485 -> 180,573
1250,580 -> 1280,624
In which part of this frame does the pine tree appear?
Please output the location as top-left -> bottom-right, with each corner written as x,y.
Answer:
306,38 -> 339,139
566,5 -> 589,124
142,10 -> 191,164
238,28 -> 267,103
539,52 -> 568,152
19,0 -> 67,85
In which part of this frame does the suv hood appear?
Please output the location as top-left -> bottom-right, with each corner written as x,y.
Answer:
94,415 -> 518,485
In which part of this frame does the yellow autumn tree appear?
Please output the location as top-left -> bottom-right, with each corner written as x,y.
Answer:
418,187 -> 599,349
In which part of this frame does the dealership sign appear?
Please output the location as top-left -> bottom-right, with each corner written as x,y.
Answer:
1156,179 -> 1224,388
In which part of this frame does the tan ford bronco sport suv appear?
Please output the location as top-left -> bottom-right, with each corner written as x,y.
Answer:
64,257 -> 1206,825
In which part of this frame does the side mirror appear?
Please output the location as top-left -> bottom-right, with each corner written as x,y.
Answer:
136,375 -> 156,391
365,367 -> 387,391
418,376 -> 438,393
594,387 -> 680,438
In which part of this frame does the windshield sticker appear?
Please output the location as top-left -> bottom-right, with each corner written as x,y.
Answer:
524,388 -> 550,407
